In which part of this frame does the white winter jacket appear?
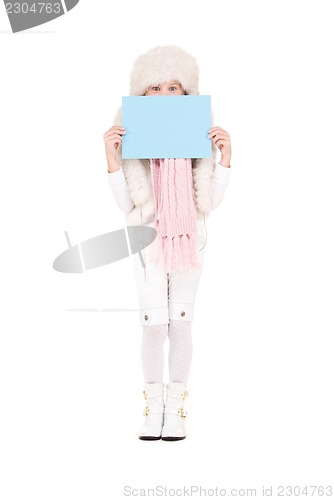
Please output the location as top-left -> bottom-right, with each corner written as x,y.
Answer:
108,105 -> 231,226
108,161 -> 231,222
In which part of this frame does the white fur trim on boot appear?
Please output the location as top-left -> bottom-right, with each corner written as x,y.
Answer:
138,383 -> 165,441
161,382 -> 188,441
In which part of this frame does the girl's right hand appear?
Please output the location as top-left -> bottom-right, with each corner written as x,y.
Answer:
103,125 -> 126,163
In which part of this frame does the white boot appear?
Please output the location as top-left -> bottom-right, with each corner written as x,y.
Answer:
161,382 -> 188,441
138,382 -> 165,440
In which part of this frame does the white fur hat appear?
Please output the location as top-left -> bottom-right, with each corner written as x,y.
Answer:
129,45 -> 199,96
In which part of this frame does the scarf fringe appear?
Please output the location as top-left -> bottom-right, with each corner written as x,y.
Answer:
150,233 -> 200,273
150,158 -> 201,273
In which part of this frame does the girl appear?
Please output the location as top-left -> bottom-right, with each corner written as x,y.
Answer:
103,46 -> 231,441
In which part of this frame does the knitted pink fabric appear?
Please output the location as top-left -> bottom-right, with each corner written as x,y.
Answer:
149,158 -> 200,273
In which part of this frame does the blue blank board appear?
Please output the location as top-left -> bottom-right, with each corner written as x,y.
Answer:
122,95 -> 212,159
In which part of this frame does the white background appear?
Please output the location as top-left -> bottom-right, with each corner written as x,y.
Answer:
1,0 -> 334,498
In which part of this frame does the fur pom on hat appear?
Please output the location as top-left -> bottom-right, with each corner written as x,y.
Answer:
129,45 -> 199,96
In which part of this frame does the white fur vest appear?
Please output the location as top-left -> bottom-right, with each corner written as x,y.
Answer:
113,106 -> 217,225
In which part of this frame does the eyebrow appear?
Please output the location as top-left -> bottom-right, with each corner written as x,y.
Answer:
151,82 -> 180,87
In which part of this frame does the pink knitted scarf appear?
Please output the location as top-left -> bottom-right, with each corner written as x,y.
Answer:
149,158 -> 200,273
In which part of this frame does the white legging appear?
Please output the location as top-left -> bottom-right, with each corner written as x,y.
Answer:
134,219 -> 207,384
141,321 -> 193,384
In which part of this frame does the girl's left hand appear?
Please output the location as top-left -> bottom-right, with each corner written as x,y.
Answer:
208,126 -> 231,168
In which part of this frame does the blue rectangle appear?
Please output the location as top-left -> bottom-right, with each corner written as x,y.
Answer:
122,95 -> 212,159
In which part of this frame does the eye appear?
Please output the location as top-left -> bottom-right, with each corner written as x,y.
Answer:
152,86 -> 160,91
169,86 -> 177,91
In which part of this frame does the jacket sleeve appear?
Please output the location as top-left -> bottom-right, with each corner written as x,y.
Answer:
108,168 -> 135,213
211,162 -> 231,210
